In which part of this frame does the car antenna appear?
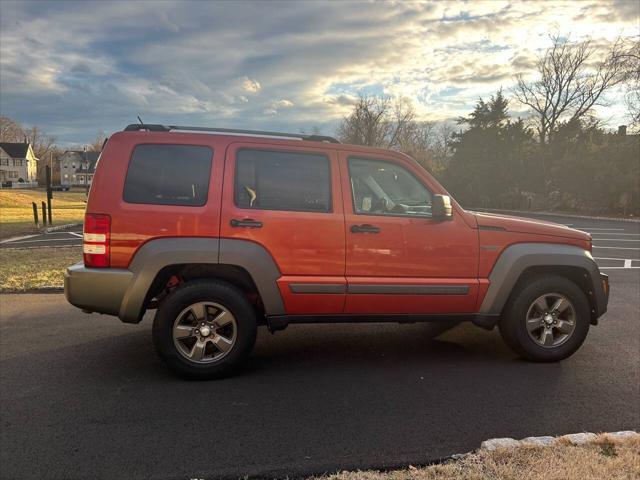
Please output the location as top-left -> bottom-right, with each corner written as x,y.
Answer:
137,115 -> 144,125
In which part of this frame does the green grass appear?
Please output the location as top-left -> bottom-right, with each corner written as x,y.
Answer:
0,188 -> 86,239
0,246 -> 82,291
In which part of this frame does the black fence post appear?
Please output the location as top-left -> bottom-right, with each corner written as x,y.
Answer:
41,201 -> 47,227
46,165 -> 53,224
32,202 -> 39,226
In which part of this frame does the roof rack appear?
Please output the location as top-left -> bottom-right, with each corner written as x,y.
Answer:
123,124 -> 340,144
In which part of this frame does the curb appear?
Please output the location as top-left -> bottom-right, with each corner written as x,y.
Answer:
473,208 -> 640,223
1,286 -> 64,294
0,245 -> 81,251
479,430 -> 638,451
45,222 -> 82,233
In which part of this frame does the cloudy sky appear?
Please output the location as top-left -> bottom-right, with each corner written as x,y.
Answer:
1,0 -> 638,144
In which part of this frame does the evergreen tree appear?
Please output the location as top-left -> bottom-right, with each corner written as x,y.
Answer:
444,90 -> 536,208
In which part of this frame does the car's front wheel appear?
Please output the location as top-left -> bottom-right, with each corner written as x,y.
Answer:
152,280 -> 257,379
499,275 -> 591,362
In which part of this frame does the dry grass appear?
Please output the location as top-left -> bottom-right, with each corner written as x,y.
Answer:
315,434 -> 640,480
0,246 -> 81,291
0,189 -> 86,239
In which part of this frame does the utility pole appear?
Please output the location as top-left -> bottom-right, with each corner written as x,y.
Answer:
83,145 -> 88,193
49,151 -> 54,195
46,165 -> 53,224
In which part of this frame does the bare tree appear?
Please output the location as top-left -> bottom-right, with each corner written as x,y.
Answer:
0,116 -> 56,159
336,94 -> 432,152
615,37 -> 640,128
336,94 -> 444,171
431,123 -> 454,172
0,116 -> 57,183
0,116 -> 24,142
514,34 -> 626,144
23,125 -> 57,160
336,95 -> 393,147
87,131 -> 108,151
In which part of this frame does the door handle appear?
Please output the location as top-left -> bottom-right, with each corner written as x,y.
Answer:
350,224 -> 380,233
230,218 -> 263,228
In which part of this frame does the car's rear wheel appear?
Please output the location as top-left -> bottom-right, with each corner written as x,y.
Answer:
152,279 -> 257,379
499,275 -> 591,362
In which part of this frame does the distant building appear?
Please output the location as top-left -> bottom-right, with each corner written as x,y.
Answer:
0,142 -> 39,184
59,150 -> 100,186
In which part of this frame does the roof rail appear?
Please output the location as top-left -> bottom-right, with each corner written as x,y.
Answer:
123,124 -> 340,144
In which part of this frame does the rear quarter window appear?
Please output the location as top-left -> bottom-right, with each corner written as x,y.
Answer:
123,144 -> 213,206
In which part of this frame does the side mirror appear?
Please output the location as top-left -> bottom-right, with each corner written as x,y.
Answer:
432,194 -> 453,220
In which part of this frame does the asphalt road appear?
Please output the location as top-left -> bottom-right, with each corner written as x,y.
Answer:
0,214 -> 639,479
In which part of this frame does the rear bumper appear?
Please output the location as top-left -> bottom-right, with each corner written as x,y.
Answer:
64,263 -> 133,317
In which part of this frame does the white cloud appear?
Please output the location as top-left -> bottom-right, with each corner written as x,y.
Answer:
241,77 -> 261,93
0,0 -> 637,142
263,99 -> 294,115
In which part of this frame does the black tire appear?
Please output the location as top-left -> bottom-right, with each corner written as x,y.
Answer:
499,275 -> 591,362
152,279 -> 257,379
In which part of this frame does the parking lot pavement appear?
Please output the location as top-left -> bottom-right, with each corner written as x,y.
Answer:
0,226 -> 83,249
1,270 -> 638,479
518,213 -> 640,270
0,213 -> 638,479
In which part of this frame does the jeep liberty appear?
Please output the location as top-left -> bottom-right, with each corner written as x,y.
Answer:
65,124 -> 609,378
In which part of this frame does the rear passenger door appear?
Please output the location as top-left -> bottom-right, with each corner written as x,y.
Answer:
220,143 -> 346,314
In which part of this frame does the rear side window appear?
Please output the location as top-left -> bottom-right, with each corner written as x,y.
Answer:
123,144 -> 212,206
235,149 -> 331,212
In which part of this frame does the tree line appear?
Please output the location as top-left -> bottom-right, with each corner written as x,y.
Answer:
336,35 -> 639,216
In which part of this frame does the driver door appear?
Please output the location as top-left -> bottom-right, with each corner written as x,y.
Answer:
340,153 -> 479,314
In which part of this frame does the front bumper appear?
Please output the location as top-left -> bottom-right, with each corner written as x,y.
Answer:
594,272 -> 609,318
64,263 -> 133,317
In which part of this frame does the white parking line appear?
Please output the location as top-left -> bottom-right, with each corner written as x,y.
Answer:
595,257 -> 639,269
577,228 -> 626,231
4,238 -> 82,245
600,266 -> 640,269
0,234 -> 38,244
590,238 -> 640,242
594,257 -> 639,261
593,246 -> 640,250
0,245 -> 81,250
67,232 -> 83,238
590,233 -> 640,236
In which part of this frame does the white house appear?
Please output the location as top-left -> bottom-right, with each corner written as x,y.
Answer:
59,150 -> 100,186
0,142 -> 39,184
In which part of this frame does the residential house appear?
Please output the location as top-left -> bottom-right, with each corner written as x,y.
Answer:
0,142 -> 39,184
59,150 -> 100,186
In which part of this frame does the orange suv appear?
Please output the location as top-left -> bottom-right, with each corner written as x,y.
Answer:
65,124 -> 609,378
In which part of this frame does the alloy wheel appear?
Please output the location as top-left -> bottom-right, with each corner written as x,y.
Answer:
172,301 -> 238,363
525,293 -> 577,348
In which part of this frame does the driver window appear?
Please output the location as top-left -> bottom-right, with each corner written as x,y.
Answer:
348,157 -> 432,217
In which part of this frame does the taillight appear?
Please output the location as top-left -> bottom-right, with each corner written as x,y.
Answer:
83,213 -> 110,268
